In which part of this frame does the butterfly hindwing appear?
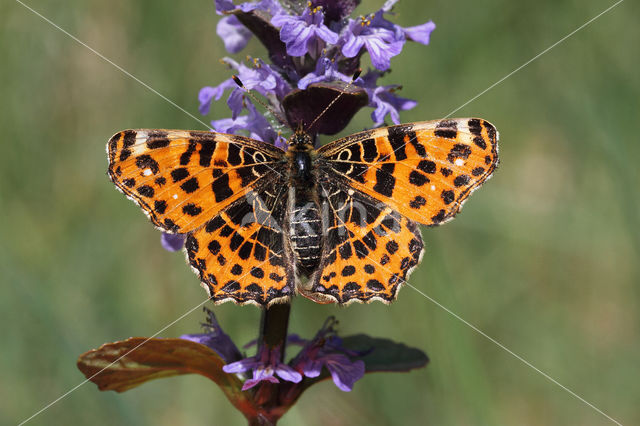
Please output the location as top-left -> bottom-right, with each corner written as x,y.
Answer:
300,179 -> 424,305
316,118 -> 499,226
107,129 -> 285,234
184,178 -> 294,306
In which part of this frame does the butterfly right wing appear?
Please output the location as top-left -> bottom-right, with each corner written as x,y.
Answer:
107,129 -> 285,234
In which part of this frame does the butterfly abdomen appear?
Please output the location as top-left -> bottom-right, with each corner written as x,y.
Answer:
288,197 -> 323,275
285,142 -> 323,275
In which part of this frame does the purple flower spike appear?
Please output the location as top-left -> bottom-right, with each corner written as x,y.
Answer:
224,345 -> 302,391
181,308 -> 243,364
217,15 -> 253,53
161,233 -> 185,252
271,6 -> 339,57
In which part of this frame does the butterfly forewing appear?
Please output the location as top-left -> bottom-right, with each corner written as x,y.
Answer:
107,129 -> 285,234
316,118 -> 498,226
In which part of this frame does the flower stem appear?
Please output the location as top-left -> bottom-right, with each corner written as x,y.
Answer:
258,303 -> 291,356
247,303 -> 291,426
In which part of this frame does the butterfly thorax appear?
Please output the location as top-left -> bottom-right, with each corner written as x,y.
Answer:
285,132 -> 323,276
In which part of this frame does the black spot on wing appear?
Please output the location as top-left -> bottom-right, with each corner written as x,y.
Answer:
135,154 -> 159,174
182,203 -> 202,216
154,200 -> 167,214
473,136 -> 487,149
417,160 -> 436,174
199,140 -> 216,167
409,171 -> 429,186
472,167 -> 485,176
180,140 -> 197,165
147,137 -> 170,149
387,125 -> 409,161
361,139 -> 377,162
122,130 -> 136,148
372,164 -> 395,197
137,185 -> 154,197
180,177 -> 199,193
212,173 -> 234,202
409,195 -> 426,209
447,144 -> 472,163
441,190 -> 454,204
453,175 -> 470,187
171,168 -> 189,182
468,119 -> 482,136
227,143 -> 242,166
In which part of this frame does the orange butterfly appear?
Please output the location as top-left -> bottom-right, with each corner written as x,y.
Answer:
107,118 -> 498,306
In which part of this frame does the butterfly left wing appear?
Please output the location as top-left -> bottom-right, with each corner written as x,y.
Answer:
184,177 -> 295,306
316,118 -> 499,226
300,178 -> 424,304
107,129 -> 285,234
108,129 -> 293,306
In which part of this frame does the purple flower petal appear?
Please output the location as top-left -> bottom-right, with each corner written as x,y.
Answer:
198,79 -> 236,115
365,37 -> 403,71
226,87 -> 245,119
403,21 -> 435,45
242,371 -> 279,390
324,354 -> 365,392
301,359 -> 323,378
215,0 -> 277,14
298,57 -> 352,89
341,15 -> 405,71
341,34 -> 365,58
223,357 -> 261,374
271,7 -> 339,57
365,83 -> 416,126
161,233 -> 185,252
180,308 -> 242,364
217,15 -> 253,53
275,364 -> 303,383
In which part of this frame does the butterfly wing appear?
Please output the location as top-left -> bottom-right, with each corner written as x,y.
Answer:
316,118 -> 499,226
306,118 -> 498,304
299,178 -> 424,304
107,129 -> 285,233
185,178 -> 295,306
108,129 -> 293,305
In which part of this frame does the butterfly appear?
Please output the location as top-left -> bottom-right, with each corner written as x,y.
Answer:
107,118 -> 498,306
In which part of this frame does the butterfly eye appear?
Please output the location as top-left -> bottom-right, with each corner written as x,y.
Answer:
337,149 -> 351,161
253,151 -> 267,163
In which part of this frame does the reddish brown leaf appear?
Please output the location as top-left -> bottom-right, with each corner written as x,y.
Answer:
76,337 -> 243,393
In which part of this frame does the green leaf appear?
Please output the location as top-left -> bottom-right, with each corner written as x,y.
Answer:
341,334 -> 429,373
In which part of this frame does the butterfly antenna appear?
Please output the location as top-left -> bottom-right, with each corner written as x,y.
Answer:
232,75 -> 287,126
307,68 -> 362,133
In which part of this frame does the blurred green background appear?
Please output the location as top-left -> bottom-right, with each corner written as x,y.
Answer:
2,0 -> 638,424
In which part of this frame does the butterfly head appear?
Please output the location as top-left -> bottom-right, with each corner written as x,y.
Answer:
288,129 -> 313,150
